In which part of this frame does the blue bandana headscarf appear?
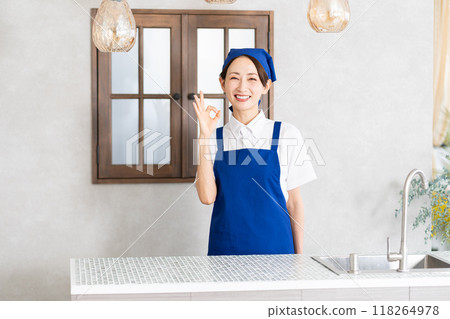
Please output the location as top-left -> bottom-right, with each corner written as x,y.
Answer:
221,48 -> 277,112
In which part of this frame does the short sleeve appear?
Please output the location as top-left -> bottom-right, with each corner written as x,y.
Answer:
283,123 -> 317,190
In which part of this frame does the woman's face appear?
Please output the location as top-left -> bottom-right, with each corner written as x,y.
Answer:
219,56 -> 271,112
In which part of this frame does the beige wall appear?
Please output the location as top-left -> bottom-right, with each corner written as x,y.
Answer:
0,0 -> 432,300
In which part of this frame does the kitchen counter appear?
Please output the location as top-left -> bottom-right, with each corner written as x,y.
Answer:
70,251 -> 450,300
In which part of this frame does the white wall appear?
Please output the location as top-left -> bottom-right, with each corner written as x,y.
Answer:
0,0 -> 433,300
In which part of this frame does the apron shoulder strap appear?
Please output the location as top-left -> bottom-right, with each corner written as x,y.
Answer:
271,121 -> 281,151
216,127 -> 224,152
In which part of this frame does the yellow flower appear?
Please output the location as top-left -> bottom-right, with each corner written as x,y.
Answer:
431,191 -> 450,237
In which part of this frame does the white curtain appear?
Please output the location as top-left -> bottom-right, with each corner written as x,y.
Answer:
433,0 -> 450,178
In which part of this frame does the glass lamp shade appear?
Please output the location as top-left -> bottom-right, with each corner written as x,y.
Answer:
307,0 -> 350,33
92,0 -> 136,52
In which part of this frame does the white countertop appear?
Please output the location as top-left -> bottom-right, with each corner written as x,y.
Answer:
70,251 -> 450,295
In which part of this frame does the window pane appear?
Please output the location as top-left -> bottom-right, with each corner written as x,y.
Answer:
143,28 -> 171,94
112,99 -> 139,165
229,29 -> 255,49
143,99 -> 171,165
197,28 -> 224,93
111,30 -> 139,94
197,99 -> 224,137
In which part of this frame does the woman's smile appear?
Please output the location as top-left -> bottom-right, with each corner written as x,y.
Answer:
234,95 -> 251,102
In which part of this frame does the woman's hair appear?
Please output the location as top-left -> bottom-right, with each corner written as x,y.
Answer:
219,54 -> 269,87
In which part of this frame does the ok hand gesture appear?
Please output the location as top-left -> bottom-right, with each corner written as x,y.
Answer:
192,90 -> 221,139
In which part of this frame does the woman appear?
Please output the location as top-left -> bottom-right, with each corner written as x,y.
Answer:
193,48 -> 316,256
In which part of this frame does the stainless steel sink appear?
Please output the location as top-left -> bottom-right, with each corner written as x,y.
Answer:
312,254 -> 450,275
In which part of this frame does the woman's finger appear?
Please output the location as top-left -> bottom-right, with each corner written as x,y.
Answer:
193,96 -> 201,113
206,105 -> 218,113
192,102 -> 199,116
213,110 -> 221,121
194,94 -> 205,111
205,107 -> 217,120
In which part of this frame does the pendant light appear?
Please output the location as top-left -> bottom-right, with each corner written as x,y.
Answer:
92,0 -> 137,52
307,0 -> 350,33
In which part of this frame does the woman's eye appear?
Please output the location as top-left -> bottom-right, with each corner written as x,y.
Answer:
250,78 -> 257,81
230,77 -> 238,80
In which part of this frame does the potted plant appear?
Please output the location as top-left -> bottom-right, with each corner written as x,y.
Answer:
395,155 -> 450,248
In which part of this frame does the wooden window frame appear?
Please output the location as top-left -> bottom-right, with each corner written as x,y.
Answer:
91,9 -> 274,184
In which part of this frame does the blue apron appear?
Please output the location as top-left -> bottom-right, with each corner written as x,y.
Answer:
207,121 -> 295,255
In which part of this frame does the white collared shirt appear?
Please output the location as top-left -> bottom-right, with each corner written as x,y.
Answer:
199,110 -> 317,202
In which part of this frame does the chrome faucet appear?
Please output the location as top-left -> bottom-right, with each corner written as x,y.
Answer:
387,169 -> 429,272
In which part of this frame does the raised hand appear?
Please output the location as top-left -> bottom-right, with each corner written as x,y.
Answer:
192,90 -> 221,138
